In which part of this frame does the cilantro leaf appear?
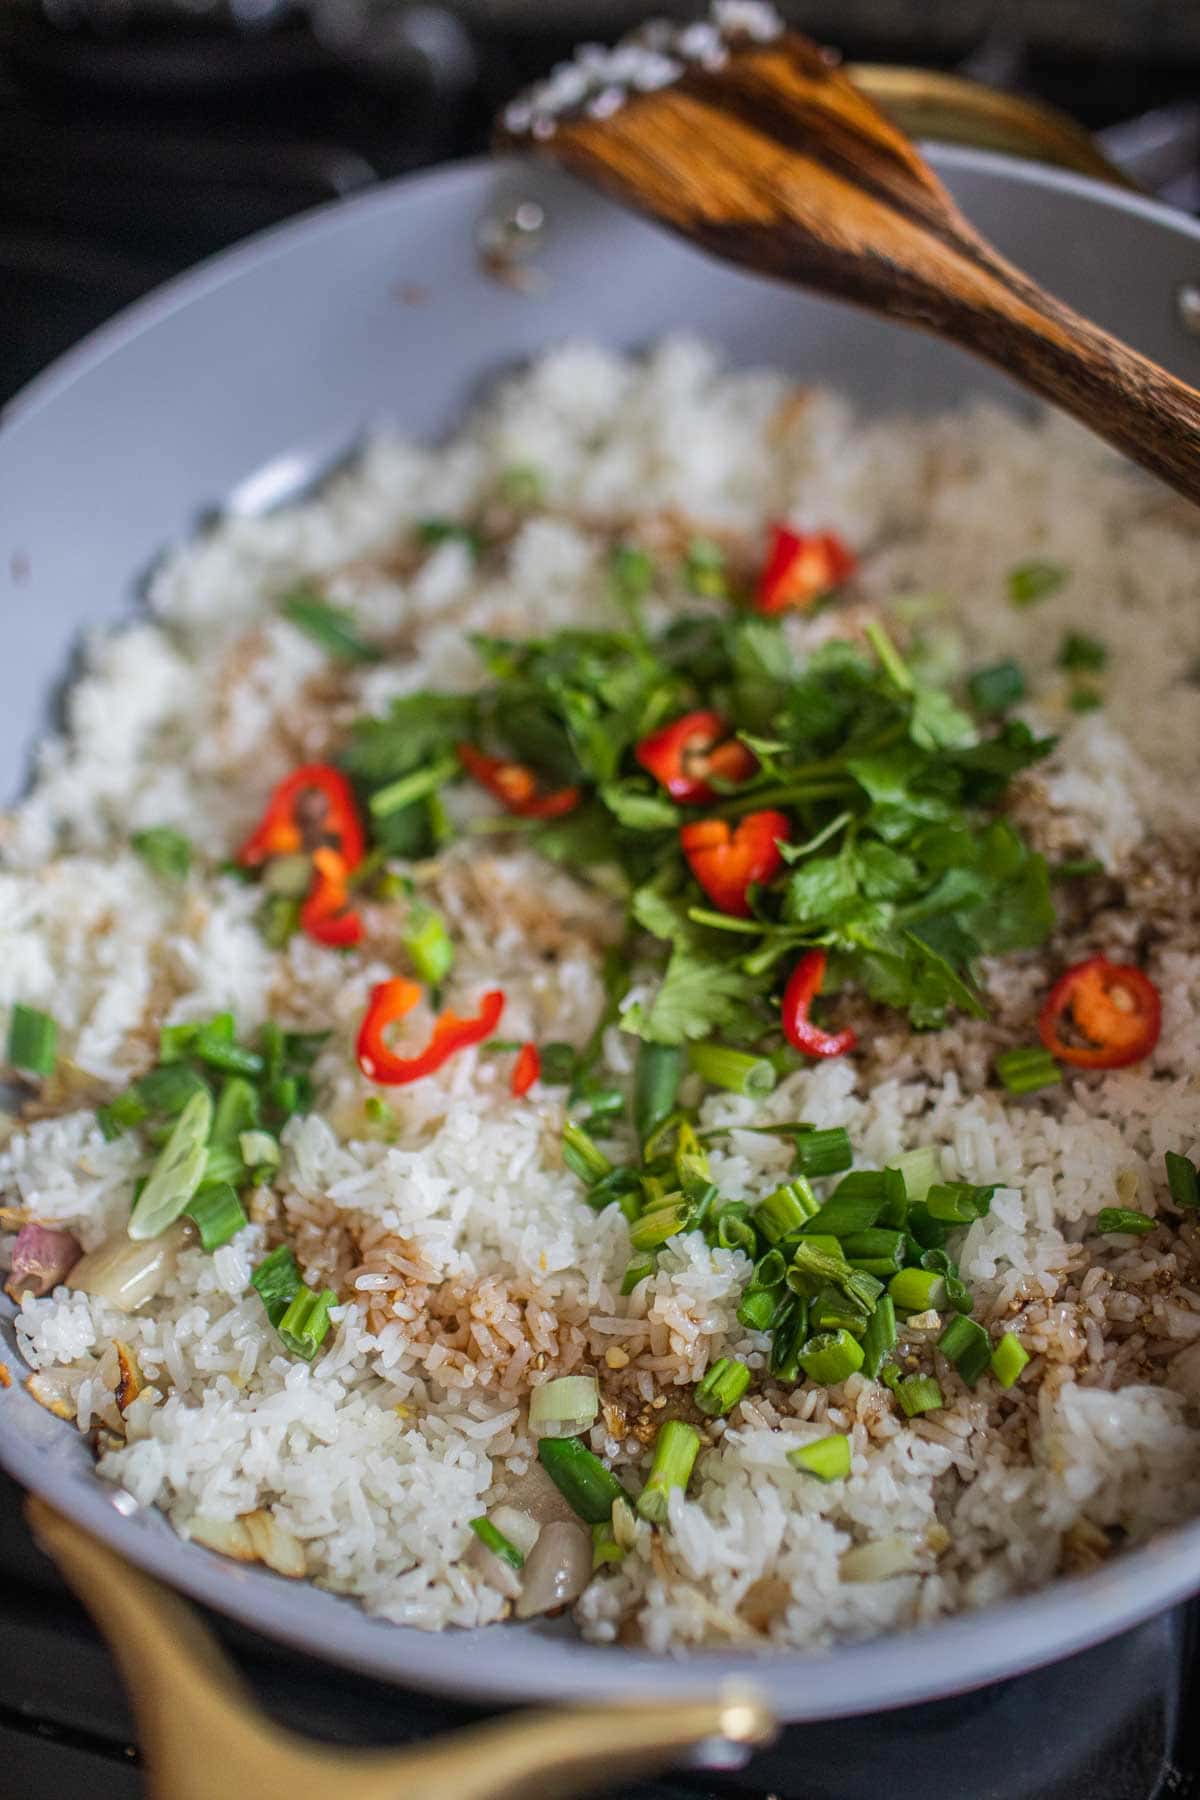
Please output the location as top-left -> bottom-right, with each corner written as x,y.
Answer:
621,943 -> 765,1045
600,782 -> 683,831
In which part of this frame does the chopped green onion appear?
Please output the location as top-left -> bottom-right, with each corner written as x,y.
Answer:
141,1063 -> 212,1118
1165,1151 -> 1200,1210
609,543 -> 654,618
737,1284 -> 780,1333
537,1435 -> 631,1525
401,903 -> 454,988
768,1295 -> 809,1381
277,1286 -> 338,1359
632,1041 -> 684,1149
211,1076 -> 259,1150
562,1119 -> 612,1186
1057,631 -> 1107,673
1096,1206 -> 1155,1236
888,1267 -> 947,1313
261,853 -> 314,898
995,1044 -> 1062,1095
239,1129 -> 280,1173
621,1255 -> 655,1296
801,1181 -> 884,1238
713,1201 -> 757,1255
895,1374 -> 944,1417
798,1329 -> 864,1386
257,895 -> 301,950
591,1520 -> 625,1570
683,537 -> 729,600
585,1166 -> 641,1217
158,1022 -> 199,1063
990,1331 -> 1030,1388
7,1003 -> 58,1078
864,620 -> 913,692
694,1357 -> 751,1418
629,1197 -> 692,1251
537,1041 -> 577,1085
281,587 -> 379,664
186,1182 -> 247,1252
893,1146 -> 938,1208
1007,558 -> 1067,606
470,1516 -> 524,1570
637,1419 -> 701,1524
97,1088 -> 151,1141
685,1041 -> 776,1098
128,1088 -> 214,1241
1069,686 -> 1103,713
193,1015 -> 264,1079
792,1127 -> 853,1179
937,1313 -> 991,1385
810,1283 -> 871,1336
131,826 -> 192,880
924,1182 -> 995,1224
756,1178 -> 819,1243
251,1243 -> 303,1328
369,753 -> 459,821
905,1203 -> 949,1251
787,1433 -> 851,1482
841,1228 -> 906,1276
785,1240 -> 853,1300
967,660 -> 1026,716
416,517 -> 482,556
499,463 -> 544,507
528,1375 -> 599,1433
861,1295 -> 897,1380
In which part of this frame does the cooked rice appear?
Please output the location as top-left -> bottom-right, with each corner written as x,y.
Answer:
3,337 -> 1200,1648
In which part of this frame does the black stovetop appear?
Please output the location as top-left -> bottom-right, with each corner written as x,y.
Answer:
5,7 -> 1200,1794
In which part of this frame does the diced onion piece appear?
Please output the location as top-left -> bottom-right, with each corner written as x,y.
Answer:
67,1223 -> 187,1312
490,1505 -> 541,1559
840,1534 -> 922,1583
514,1520 -> 592,1619
528,1374 -> 599,1435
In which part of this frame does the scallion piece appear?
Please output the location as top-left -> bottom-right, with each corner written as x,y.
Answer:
401,903 -> 454,988
1007,558 -> 1067,606
895,1374 -> 944,1417
861,1295 -> 898,1381
257,894 -> 301,950
937,1313 -> 991,1385
810,1283 -> 871,1336
694,1357 -> 751,1418
131,826 -> 192,880
281,587 -> 379,664
629,1197 -> 692,1251
713,1202 -> 757,1255
798,1329 -> 864,1386
967,660 -> 1026,717
888,1267 -> 947,1313
801,1182 -> 884,1238
787,1433 -> 851,1482
990,1331 -> 1030,1389
277,1285 -> 338,1360
637,1419 -> 700,1524
562,1119 -> 612,1186
786,1239 -> 853,1299
251,1243 -> 303,1328
528,1375 -> 600,1434
369,753 -> 459,820
140,1062 -> 211,1117
97,1088 -> 151,1141
632,1040 -> 684,1149
924,1181 -> 995,1224
1096,1206 -> 1155,1236
841,1228 -> 906,1276
1057,630 -> 1107,672
128,1088 -> 214,1241
768,1295 -> 809,1382
159,1022 -> 199,1063
683,537 -> 729,600
737,1285 -> 780,1333
7,1003 -> 58,1078
621,1255 -> 655,1296
186,1182 -> 247,1252
537,1041 -> 577,1086
193,1014 -> 264,1079
1165,1151 -> 1200,1211
686,1041 -> 776,1099
756,1178 -> 819,1243
591,1520 -> 625,1570
239,1129 -> 280,1173
995,1044 -> 1062,1095
893,1146 -> 938,1208
537,1435 -> 631,1526
792,1127 -> 853,1179
470,1516 -> 524,1571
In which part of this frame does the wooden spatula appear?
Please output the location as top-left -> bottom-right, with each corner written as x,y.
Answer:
497,14 -> 1200,506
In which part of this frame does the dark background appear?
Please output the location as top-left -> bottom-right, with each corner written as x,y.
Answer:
3,2 -> 1200,1794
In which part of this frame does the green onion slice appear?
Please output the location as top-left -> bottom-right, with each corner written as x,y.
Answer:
798,1329 -> 864,1386
131,826 -> 192,880
990,1331 -> 1030,1388
470,1516 -> 525,1571
251,1244 -> 303,1327
128,1088 -> 214,1241
967,660 -> 1026,716
888,1267 -> 947,1313
893,1146 -> 939,1208
1096,1206 -> 1155,1236
537,1436 -> 631,1526
995,1045 -> 1061,1095
528,1375 -> 600,1434
1057,631 -> 1107,672
792,1127 -> 853,1179
186,1182 -> 248,1253
686,1041 -> 776,1098
895,1374 -> 944,1417
694,1357 -> 751,1418
281,587 -> 380,664
937,1313 -> 991,1385
861,1295 -> 898,1381
756,1178 -> 819,1243
7,1003 -> 58,1078
787,1433 -> 851,1482
637,1419 -> 701,1524
1007,558 -> 1067,606
401,903 -> 454,988
277,1286 -> 338,1360
239,1129 -> 280,1172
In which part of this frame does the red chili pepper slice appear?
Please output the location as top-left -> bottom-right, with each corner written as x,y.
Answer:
357,978 -> 506,1086
635,710 -> 757,805
456,745 -> 580,820
1038,956 -> 1161,1069
781,949 -> 857,1059
510,1041 -> 540,1098
680,809 -> 789,918
756,525 -> 856,614
238,763 -> 365,870
300,848 -> 364,949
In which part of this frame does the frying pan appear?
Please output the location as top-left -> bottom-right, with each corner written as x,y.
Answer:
3,131 -> 1200,1738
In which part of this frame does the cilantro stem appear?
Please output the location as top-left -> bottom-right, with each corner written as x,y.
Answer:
718,779 -> 858,816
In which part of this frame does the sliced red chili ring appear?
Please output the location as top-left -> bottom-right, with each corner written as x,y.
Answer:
781,949 -> 856,1059
357,978 -> 505,1086
635,710 -> 757,806
756,525 -> 856,615
1039,956 -> 1161,1069
237,763 -> 365,870
510,1041 -> 540,1098
299,847 -> 364,948
680,809 -> 789,918
457,744 -> 580,820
